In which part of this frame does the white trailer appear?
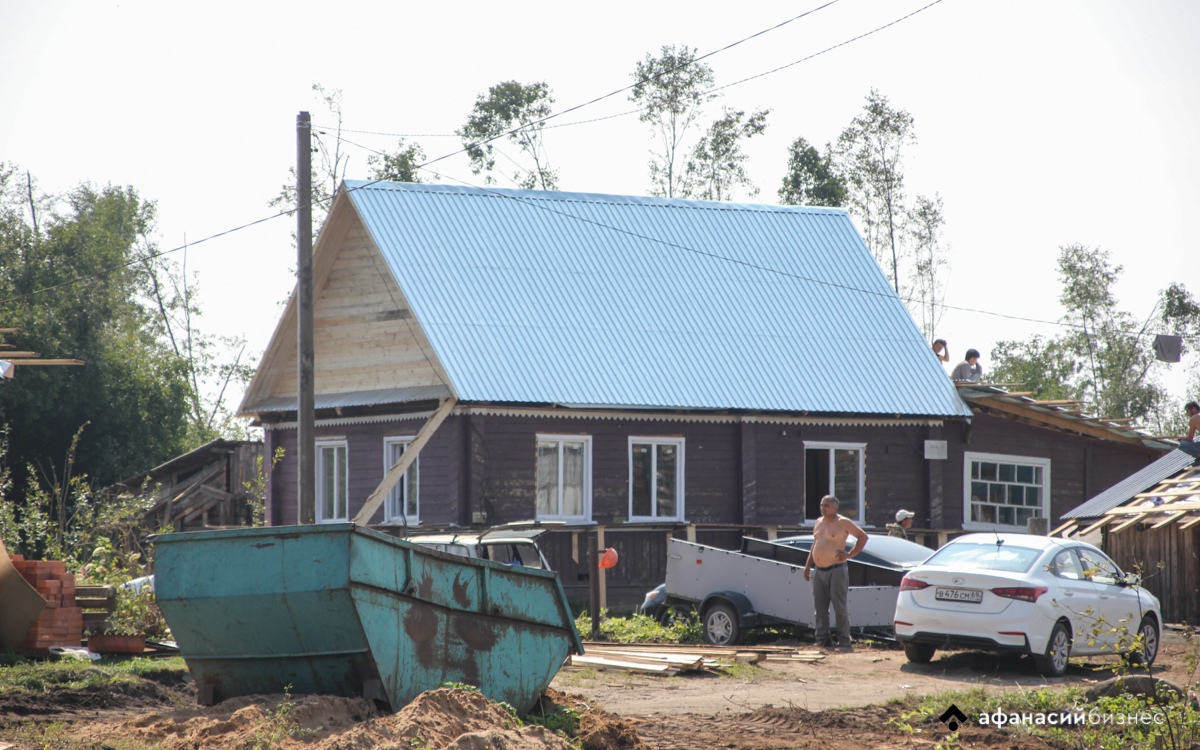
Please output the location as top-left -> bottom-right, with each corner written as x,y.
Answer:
664,538 -> 898,645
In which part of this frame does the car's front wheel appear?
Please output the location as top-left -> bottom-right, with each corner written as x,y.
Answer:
703,603 -> 741,646
1035,622 -> 1071,677
1127,616 -> 1159,667
902,642 -> 936,664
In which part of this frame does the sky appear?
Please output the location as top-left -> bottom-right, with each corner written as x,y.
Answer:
2,0 -> 1198,408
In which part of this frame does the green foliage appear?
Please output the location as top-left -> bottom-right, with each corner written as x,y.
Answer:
244,446 -> 286,526
526,704 -> 580,735
778,137 -> 846,208
684,107 -> 769,201
250,684 -> 322,750
629,45 -> 716,198
991,245 -> 1200,426
834,88 -> 916,295
573,610 -> 702,644
369,138 -> 426,183
0,169 -> 199,492
989,335 -> 1077,398
458,81 -> 558,190
907,193 -> 948,342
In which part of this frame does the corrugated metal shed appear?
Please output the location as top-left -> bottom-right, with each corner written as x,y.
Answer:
343,180 -> 971,418
1061,449 -> 1197,520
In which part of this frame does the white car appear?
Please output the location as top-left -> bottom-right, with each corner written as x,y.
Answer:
893,533 -> 1161,676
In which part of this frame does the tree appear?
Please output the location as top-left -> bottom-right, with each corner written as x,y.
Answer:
778,137 -> 846,207
907,193 -> 948,341
988,336 -> 1077,401
270,84 -> 350,241
629,45 -> 716,198
368,138 -> 425,183
833,89 -> 916,295
989,244 -> 1200,427
684,107 -> 769,201
0,169 -> 197,492
458,81 -> 558,190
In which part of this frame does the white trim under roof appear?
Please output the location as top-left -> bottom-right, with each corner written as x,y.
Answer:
263,404 -> 947,430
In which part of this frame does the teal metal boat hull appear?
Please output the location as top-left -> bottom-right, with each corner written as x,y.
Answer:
153,523 -> 582,712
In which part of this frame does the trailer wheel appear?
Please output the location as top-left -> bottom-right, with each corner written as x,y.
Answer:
703,603 -> 741,645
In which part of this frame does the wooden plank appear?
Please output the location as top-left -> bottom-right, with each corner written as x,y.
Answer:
1105,500 -> 1200,515
352,398 -> 457,525
569,654 -> 676,674
1177,515 -> 1200,530
1049,519 -> 1077,537
973,396 -> 1145,445
1150,512 -> 1185,529
1078,516 -> 1113,535
1109,515 -> 1144,533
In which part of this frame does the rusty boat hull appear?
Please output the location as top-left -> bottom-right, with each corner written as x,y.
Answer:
154,523 -> 582,712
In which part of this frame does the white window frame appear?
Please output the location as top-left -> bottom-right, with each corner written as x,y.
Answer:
627,436 -> 686,523
535,434 -> 593,523
315,438 -> 349,523
383,436 -> 419,524
962,451 -> 1051,531
803,441 -> 866,522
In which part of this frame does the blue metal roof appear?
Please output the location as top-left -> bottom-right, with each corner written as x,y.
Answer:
344,181 -> 972,418
1062,449 -> 1197,519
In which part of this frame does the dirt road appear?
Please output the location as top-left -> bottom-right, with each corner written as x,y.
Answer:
0,629 -> 1193,750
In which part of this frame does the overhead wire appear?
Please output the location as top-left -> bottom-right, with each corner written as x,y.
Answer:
0,0 -> 849,310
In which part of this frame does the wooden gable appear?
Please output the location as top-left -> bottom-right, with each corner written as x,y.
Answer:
240,192 -> 452,412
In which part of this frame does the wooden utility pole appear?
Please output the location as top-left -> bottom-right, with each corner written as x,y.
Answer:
297,111 -> 316,524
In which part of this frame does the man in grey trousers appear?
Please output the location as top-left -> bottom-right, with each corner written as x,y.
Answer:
802,495 -> 867,650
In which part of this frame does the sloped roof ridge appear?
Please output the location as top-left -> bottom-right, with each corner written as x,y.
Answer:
342,179 -> 846,215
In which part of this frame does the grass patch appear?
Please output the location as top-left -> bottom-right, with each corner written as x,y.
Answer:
575,611 -> 702,644
0,655 -> 188,694
908,685 -> 1200,750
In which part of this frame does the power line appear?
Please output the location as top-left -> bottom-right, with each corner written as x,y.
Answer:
409,167 -> 1197,342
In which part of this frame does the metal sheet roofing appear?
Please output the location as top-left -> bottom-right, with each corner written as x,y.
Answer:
344,181 -> 972,418
1062,449 -> 1197,519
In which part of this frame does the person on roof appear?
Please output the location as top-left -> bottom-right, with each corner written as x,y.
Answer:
932,339 -> 950,363
950,349 -> 983,382
1181,401 -> 1200,459
887,509 -> 915,539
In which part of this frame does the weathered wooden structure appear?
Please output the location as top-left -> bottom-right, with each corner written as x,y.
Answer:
1059,458 -> 1200,623
239,181 -> 1169,607
114,439 -> 264,531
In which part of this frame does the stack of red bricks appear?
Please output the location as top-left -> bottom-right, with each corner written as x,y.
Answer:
9,555 -> 84,656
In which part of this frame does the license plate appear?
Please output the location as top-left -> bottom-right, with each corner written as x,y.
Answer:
935,587 -> 983,604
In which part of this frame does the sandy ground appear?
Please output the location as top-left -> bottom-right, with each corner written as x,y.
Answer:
551,635 -> 1177,715
0,628 -> 1193,750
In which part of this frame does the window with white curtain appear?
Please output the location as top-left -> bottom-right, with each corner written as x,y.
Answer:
535,435 -> 591,521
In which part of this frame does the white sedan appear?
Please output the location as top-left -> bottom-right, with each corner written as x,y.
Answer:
893,533 -> 1161,676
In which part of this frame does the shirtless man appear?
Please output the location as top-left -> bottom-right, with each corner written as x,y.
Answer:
1181,401 -> 1200,459
803,495 -> 867,650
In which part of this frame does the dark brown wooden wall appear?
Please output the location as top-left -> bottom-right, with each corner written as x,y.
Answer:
263,410 -> 1162,608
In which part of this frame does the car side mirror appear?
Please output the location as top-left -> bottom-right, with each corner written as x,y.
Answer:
1120,573 -> 1141,587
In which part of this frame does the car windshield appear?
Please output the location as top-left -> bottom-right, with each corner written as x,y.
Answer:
923,542 -> 1041,573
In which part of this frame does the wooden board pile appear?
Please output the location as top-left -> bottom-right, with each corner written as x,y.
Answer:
565,642 -> 826,676
8,555 -> 83,656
